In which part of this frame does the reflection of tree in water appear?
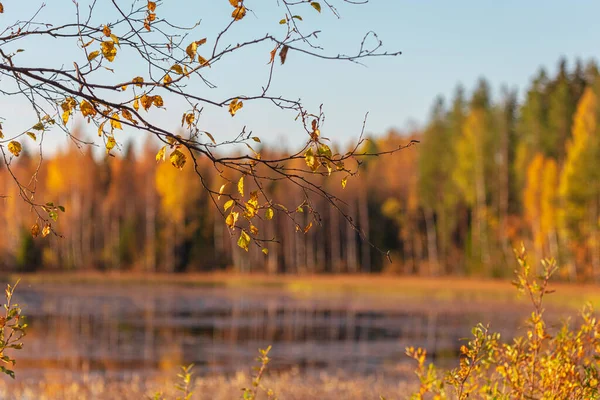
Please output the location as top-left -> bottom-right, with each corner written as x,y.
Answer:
16,285 -> 529,377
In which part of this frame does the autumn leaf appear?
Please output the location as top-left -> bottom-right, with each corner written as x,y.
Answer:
237,230 -> 251,251
279,45 -> 289,65
32,121 -> 44,130
224,199 -> 234,212
133,98 -> 140,111
225,211 -> 239,229
237,176 -> 244,197
105,136 -> 117,154
26,132 -> 36,141
232,6 -> 246,21
140,93 -> 154,111
87,51 -> 100,61
42,223 -> 51,238
110,114 -> 122,130
229,0 -> 239,6
250,225 -> 258,235
265,208 -> 274,220
0,3 -> 4,13
132,76 -> 144,87
170,149 -> 187,170
218,184 -> 226,199
8,141 -> 22,157
31,223 -> 40,238
0,130 -> 3,139
170,64 -> 183,75
153,95 -> 164,107
121,109 -> 137,125
252,137 -> 261,143
80,100 -> 96,117
269,47 -> 277,64
148,13 -> 156,22
155,145 -> 166,162
310,2 -> 321,12
103,25 -> 111,37
304,147 -> 318,172
205,132 -> 216,144
198,55 -> 210,67
341,176 -> 348,189
163,74 -> 173,85
229,98 -> 243,116
262,248 -> 269,255
147,1 -> 156,12
101,41 -> 117,62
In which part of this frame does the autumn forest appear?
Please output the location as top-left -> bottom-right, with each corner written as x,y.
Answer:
1,57 -> 599,280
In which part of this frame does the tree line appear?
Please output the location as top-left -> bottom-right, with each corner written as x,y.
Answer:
1,57 -> 599,279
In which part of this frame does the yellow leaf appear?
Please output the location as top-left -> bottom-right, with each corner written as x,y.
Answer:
141,93 -> 153,111
110,34 -> 120,46
132,76 -> 144,87
224,199 -> 234,212
133,98 -> 139,111
110,114 -> 122,130
186,41 -> 198,60
304,147 -> 318,172
156,145 -> 166,162
101,40 -> 117,62
229,98 -> 243,116
32,121 -> 44,130
80,100 -> 96,117
237,176 -> 244,197
237,230 -> 251,251
341,176 -> 348,189
229,0 -> 239,6
121,109 -> 137,125
198,55 -> 210,67
170,64 -> 183,75
303,222 -> 313,233
163,74 -> 172,85
62,110 -> 70,125
121,85 -> 127,91
153,95 -> 164,107
265,208 -> 274,220
31,223 -> 40,238
170,149 -> 187,170
0,130 -> 3,139
262,248 -> 269,255
310,2 -> 321,12
250,225 -> 258,235
103,25 -> 111,37
147,1 -> 156,12
252,137 -> 261,143
8,141 -> 21,157
232,6 -> 246,20
82,38 -> 94,48
218,184 -> 226,199
87,50 -> 100,61
225,211 -> 239,229
106,136 -> 116,153
205,132 -> 216,144
42,223 -> 51,238
26,132 -> 36,141
98,120 -> 106,137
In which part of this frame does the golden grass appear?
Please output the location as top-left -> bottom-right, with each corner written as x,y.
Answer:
5,271 -> 600,310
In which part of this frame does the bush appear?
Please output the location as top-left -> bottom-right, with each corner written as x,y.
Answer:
405,245 -> 600,399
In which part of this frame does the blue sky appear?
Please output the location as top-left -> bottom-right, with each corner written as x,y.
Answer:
3,1 -> 600,154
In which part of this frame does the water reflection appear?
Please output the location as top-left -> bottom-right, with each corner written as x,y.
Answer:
13,284 -> 529,378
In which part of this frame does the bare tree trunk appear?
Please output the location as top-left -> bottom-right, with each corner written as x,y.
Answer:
358,191 -> 371,273
329,206 -> 341,273
424,207 -> 439,275
346,200 -> 358,273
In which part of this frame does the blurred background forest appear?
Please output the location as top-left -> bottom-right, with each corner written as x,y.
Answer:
2,57 -> 600,281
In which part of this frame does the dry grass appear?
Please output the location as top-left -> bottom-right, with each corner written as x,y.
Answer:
6,271 -> 600,310
0,369 -> 414,400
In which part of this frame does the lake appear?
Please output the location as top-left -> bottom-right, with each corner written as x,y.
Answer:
11,281 -> 538,380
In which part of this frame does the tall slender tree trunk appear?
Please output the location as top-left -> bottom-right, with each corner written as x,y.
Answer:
424,207 -> 439,275
358,191 -> 371,272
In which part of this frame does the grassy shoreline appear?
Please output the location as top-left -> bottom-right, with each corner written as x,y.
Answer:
4,271 -> 600,310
